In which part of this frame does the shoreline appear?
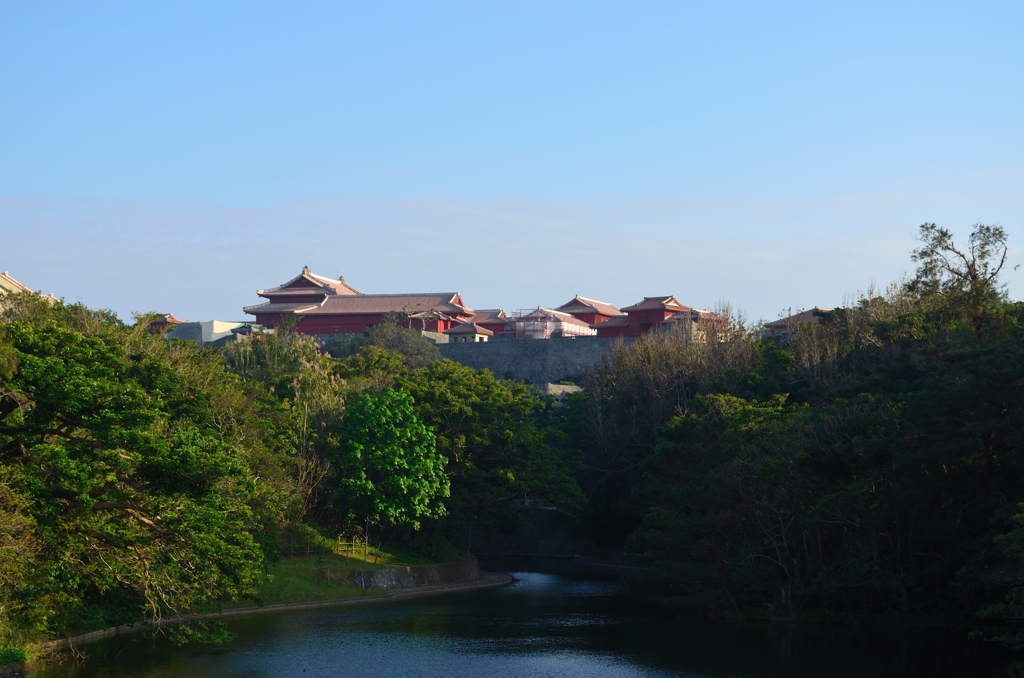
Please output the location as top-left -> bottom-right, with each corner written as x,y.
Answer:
39,571 -> 514,652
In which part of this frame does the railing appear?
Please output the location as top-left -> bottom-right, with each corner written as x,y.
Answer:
284,535 -> 377,564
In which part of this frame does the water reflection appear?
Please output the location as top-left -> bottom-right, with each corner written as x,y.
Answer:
30,572 -> 1015,678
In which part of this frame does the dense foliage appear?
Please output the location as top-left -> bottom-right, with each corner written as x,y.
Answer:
566,223 -> 1024,643
0,295 -> 579,654
3,221 -> 1022,657
0,300 -> 297,648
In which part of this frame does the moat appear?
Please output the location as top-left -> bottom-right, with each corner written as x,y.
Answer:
29,573 -> 1015,678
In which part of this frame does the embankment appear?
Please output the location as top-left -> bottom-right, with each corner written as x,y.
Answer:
40,562 -> 506,652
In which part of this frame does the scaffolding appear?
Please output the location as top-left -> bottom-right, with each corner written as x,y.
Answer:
508,308 -> 597,340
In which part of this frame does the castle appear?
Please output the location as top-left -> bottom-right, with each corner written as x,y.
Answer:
241,267 -> 724,342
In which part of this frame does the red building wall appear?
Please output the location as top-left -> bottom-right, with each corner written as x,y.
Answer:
476,320 -> 511,335
264,294 -> 328,304
594,310 -> 676,338
289,313 -> 460,335
564,311 -> 619,325
252,313 -> 289,328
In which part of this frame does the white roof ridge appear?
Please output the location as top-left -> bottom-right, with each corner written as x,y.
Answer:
345,292 -> 460,297
574,295 -> 613,305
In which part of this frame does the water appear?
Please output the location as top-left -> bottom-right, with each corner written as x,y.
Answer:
30,572 -> 1016,678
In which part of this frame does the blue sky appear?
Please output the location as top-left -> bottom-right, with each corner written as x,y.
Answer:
2,1 -> 1022,322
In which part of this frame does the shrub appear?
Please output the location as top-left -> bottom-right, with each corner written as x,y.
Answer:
0,646 -> 27,666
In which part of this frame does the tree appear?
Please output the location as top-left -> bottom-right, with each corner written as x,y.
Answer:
910,223 -> 1014,330
911,222 -> 1010,296
335,388 -> 448,529
566,315 -> 758,547
324,323 -> 440,370
0,465 -> 33,648
0,308 -> 273,640
624,240 -> 1024,622
399,360 -> 583,522
224,318 -> 320,398
289,351 -> 344,520
632,394 -> 801,614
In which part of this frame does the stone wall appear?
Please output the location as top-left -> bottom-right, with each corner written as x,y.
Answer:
541,383 -> 583,397
355,560 -> 481,590
437,337 -> 624,384
420,330 -> 449,344
166,321 -> 244,346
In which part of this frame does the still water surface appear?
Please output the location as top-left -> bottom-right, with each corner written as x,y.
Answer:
31,572 -> 1015,678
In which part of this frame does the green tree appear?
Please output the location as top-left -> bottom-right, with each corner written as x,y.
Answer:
0,310 -> 267,639
910,222 -> 1014,331
224,318 -> 320,398
325,322 -> 440,370
911,222 -> 1010,297
337,345 -> 406,395
567,315 -> 758,548
399,360 -> 583,521
0,465 -> 33,648
334,388 -> 448,529
632,394 -> 799,613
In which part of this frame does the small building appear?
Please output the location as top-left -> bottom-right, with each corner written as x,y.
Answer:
0,271 -> 57,306
469,308 -> 512,337
407,309 -> 460,333
663,307 -> 725,328
444,322 -> 493,343
166,320 -> 248,346
509,308 -> 597,340
148,313 -> 186,334
592,295 -> 693,338
0,272 -> 31,295
763,307 -> 833,339
554,296 -> 624,325
229,322 -> 268,337
413,308 -> 511,337
660,308 -> 730,342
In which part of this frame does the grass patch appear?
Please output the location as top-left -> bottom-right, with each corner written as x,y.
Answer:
282,541 -> 436,568
227,549 -> 446,609
243,564 -> 378,607
227,554 -> 381,608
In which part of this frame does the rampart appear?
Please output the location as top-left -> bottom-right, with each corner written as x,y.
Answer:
437,337 -> 625,384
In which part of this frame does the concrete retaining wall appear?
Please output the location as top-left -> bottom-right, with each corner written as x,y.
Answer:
438,337 -> 625,384
355,560 -> 480,589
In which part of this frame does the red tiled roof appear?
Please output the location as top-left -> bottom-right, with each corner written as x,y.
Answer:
589,315 -> 629,330
444,323 -> 494,336
408,309 -> 444,319
0,272 -> 31,294
243,302 -> 311,315
693,308 -> 725,322
258,288 -> 341,298
765,307 -> 833,328
520,307 -> 593,328
662,312 -> 688,324
295,293 -> 472,316
664,308 -> 725,325
620,296 -> 690,313
555,295 -> 624,317
259,269 -> 361,297
150,313 -> 185,325
469,308 -> 508,323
